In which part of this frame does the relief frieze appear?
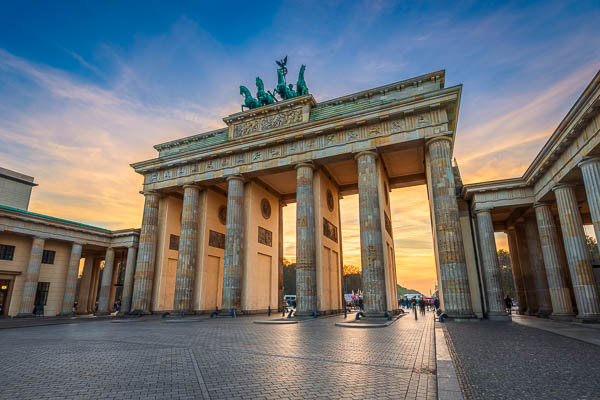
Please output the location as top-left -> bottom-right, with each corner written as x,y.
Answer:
233,108 -> 303,138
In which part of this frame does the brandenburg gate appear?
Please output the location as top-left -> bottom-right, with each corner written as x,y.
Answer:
129,66 -> 477,318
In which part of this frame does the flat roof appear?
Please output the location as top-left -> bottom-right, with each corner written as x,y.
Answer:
0,204 -> 111,232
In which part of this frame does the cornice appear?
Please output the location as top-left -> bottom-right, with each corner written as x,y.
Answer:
461,177 -> 528,200
131,85 -> 461,173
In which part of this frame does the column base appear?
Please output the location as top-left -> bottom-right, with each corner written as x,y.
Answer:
575,313 -> 600,323
550,313 -> 575,321
94,311 -> 111,316
58,312 -> 75,317
487,312 -> 511,321
294,310 -> 319,317
536,309 -> 552,318
445,311 -> 477,320
15,313 -> 35,318
128,309 -> 152,316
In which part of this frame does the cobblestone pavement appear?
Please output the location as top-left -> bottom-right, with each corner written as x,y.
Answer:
0,312 -> 436,399
445,320 -> 600,400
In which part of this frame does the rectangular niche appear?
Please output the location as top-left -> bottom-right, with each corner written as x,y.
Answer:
258,226 -> 272,247
169,234 -> 180,251
208,230 -> 225,249
323,217 -> 338,243
384,212 -> 393,236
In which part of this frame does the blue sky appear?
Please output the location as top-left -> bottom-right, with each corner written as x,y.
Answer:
1,1 -> 599,292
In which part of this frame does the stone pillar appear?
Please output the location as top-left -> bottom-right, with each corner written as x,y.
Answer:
506,227 -> 527,314
355,152 -> 387,315
60,243 -> 83,315
579,156 -> 600,255
426,137 -> 473,318
120,246 -> 137,313
533,203 -> 575,319
524,217 -> 553,317
514,223 -> 538,314
97,247 -> 115,314
131,191 -> 160,313
221,176 -> 245,312
17,237 -> 45,316
474,209 -> 506,318
295,163 -> 317,316
173,185 -> 201,312
553,184 -> 600,321
88,259 -> 101,312
278,201 -> 285,311
77,256 -> 94,313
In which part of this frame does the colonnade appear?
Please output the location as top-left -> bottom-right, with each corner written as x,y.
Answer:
474,156 -> 600,321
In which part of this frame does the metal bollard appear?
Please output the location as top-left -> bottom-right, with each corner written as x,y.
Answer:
268,306 -> 271,316
414,307 -> 418,320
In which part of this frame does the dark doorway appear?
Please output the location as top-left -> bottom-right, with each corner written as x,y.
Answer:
0,279 -> 12,317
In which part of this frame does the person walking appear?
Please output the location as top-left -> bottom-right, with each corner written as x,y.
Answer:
504,294 -> 513,315
419,299 -> 426,316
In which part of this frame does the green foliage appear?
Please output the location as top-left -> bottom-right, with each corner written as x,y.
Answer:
497,249 -> 515,298
283,263 -> 296,295
397,284 -> 420,296
586,235 -> 600,263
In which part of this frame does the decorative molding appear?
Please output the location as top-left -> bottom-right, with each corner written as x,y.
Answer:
208,230 -> 225,249
323,217 -> 338,243
258,226 -> 272,246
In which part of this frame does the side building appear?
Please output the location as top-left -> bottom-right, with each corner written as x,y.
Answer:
0,169 -> 139,317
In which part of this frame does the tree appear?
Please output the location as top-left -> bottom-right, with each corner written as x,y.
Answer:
283,262 -> 296,295
343,264 -> 362,293
586,235 -> 600,264
497,249 -> 515,298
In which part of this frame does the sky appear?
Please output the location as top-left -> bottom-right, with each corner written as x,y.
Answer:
1,1 -> 599,295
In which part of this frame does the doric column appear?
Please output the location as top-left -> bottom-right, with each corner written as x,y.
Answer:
77,256 -> 94,313
524,217 -> 553,317
173,185 -> 201,312
356,152 -> 387,315
120,246 -> 137,313
278,201 -> 285,311
506,227 -> 527,314
97,247 -> 115,314
533,203 -> 575,319
474,208 -> 506,318
131,191 -> 160,313
60,243 -> 83,315
579,156 -> 600,255
514,223 -> 538,314
553,184 -> 600,321
221,176 -> 245,312
426,137 -> 473,318
17,237 -> 45,316
295,163 -> 317,315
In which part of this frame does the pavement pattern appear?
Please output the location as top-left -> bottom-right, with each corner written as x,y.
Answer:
445,320 -> 600,400
0,312 -> 436,400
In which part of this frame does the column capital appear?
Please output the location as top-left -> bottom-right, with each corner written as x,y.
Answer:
552,183 -> 576,192
577,156 -> 600,168
473,207 -> 493,215
507,225 -> 517,232
182,184 -> 202,190
294,162 -> 316,170
139,189 -> 162,198
533,202 -> 552,209
225,174 -> 245,183
354,150 -> 378,161
425,135 -> 453,149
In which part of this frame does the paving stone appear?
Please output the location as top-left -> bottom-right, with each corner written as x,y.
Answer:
0,312 -> 437,399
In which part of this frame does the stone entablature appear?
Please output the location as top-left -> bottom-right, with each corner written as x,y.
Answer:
132,86 -> 459,191
0,205 -> 139,248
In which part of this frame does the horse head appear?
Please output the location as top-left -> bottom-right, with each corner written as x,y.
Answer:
256,77 -> 264,91
299,65 -> 306,77
240,85 -> 250,97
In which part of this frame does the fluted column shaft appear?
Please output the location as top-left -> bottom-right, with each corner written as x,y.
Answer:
524,217 -> 553,317
553,184 -> 600,321
77,257 -> 94,313
221,176 -> 245,312
17,237 -> 45,316
131,191 -> 160,313
120,247 -> 137,313
60,243 -> 83,315
173,185 -> 201,312
97,247 -> 115,313
506,227 -> 527,314
533,203 -> 575,319
278,201 -> 285,311
295,164 -> 317,315
514,223 -> 538,314
475,209 -> 506,317
579,157 -> 600,255
356,152 -> 387,315
427,137 -> 473,317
